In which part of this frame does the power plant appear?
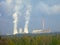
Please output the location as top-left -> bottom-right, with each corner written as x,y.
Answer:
13,18 -> 51,35
32,18 -> 51,34
12,0 -> 51,35
13,0 -> 32,34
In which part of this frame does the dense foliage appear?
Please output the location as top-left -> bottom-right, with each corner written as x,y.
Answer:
0,34 -> 60,45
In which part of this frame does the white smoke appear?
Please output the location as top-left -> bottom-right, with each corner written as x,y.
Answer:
24,4 -> 32,33
13,0 -> 23,34
6,0 -> 32,34
13,13 -> 18,34
19,28 -> 23,33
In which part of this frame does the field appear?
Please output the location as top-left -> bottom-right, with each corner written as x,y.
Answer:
0,33 -> 60,45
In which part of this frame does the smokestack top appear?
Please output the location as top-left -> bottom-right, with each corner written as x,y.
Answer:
42,18 -> 45,29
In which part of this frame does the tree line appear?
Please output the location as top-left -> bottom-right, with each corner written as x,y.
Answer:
0,34 -> 60,45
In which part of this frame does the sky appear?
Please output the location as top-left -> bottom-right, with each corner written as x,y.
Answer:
0,0 -> 60,35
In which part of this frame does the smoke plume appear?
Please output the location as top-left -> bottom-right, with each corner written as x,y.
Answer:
6,0 -> 32,34
13,13 -> 18,34
24,4 -> 32,33
13,0 -> 23,34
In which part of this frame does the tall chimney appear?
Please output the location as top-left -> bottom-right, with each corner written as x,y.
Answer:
24,25 -> 29,33
19,28 -> 23,33
13,13 -> 18,34
42,18 -> 45,29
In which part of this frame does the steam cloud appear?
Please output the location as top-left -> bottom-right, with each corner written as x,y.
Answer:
6,0 -> 32,34
24,4 -> 32,33
13,13 -> 18,34
13,0 -> 23,34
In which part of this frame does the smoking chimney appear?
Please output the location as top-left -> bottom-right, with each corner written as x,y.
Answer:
19,28 -> 23,33
42,18 -> 45,29
24,25 -> 29,33
24,5 -> 32,33
13,13 -> 18,34
13,0 -> 23,34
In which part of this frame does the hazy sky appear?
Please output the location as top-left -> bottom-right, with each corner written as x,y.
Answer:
0,0 -> 60,35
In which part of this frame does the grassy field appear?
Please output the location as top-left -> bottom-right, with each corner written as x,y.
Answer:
0,33 -> 60,45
